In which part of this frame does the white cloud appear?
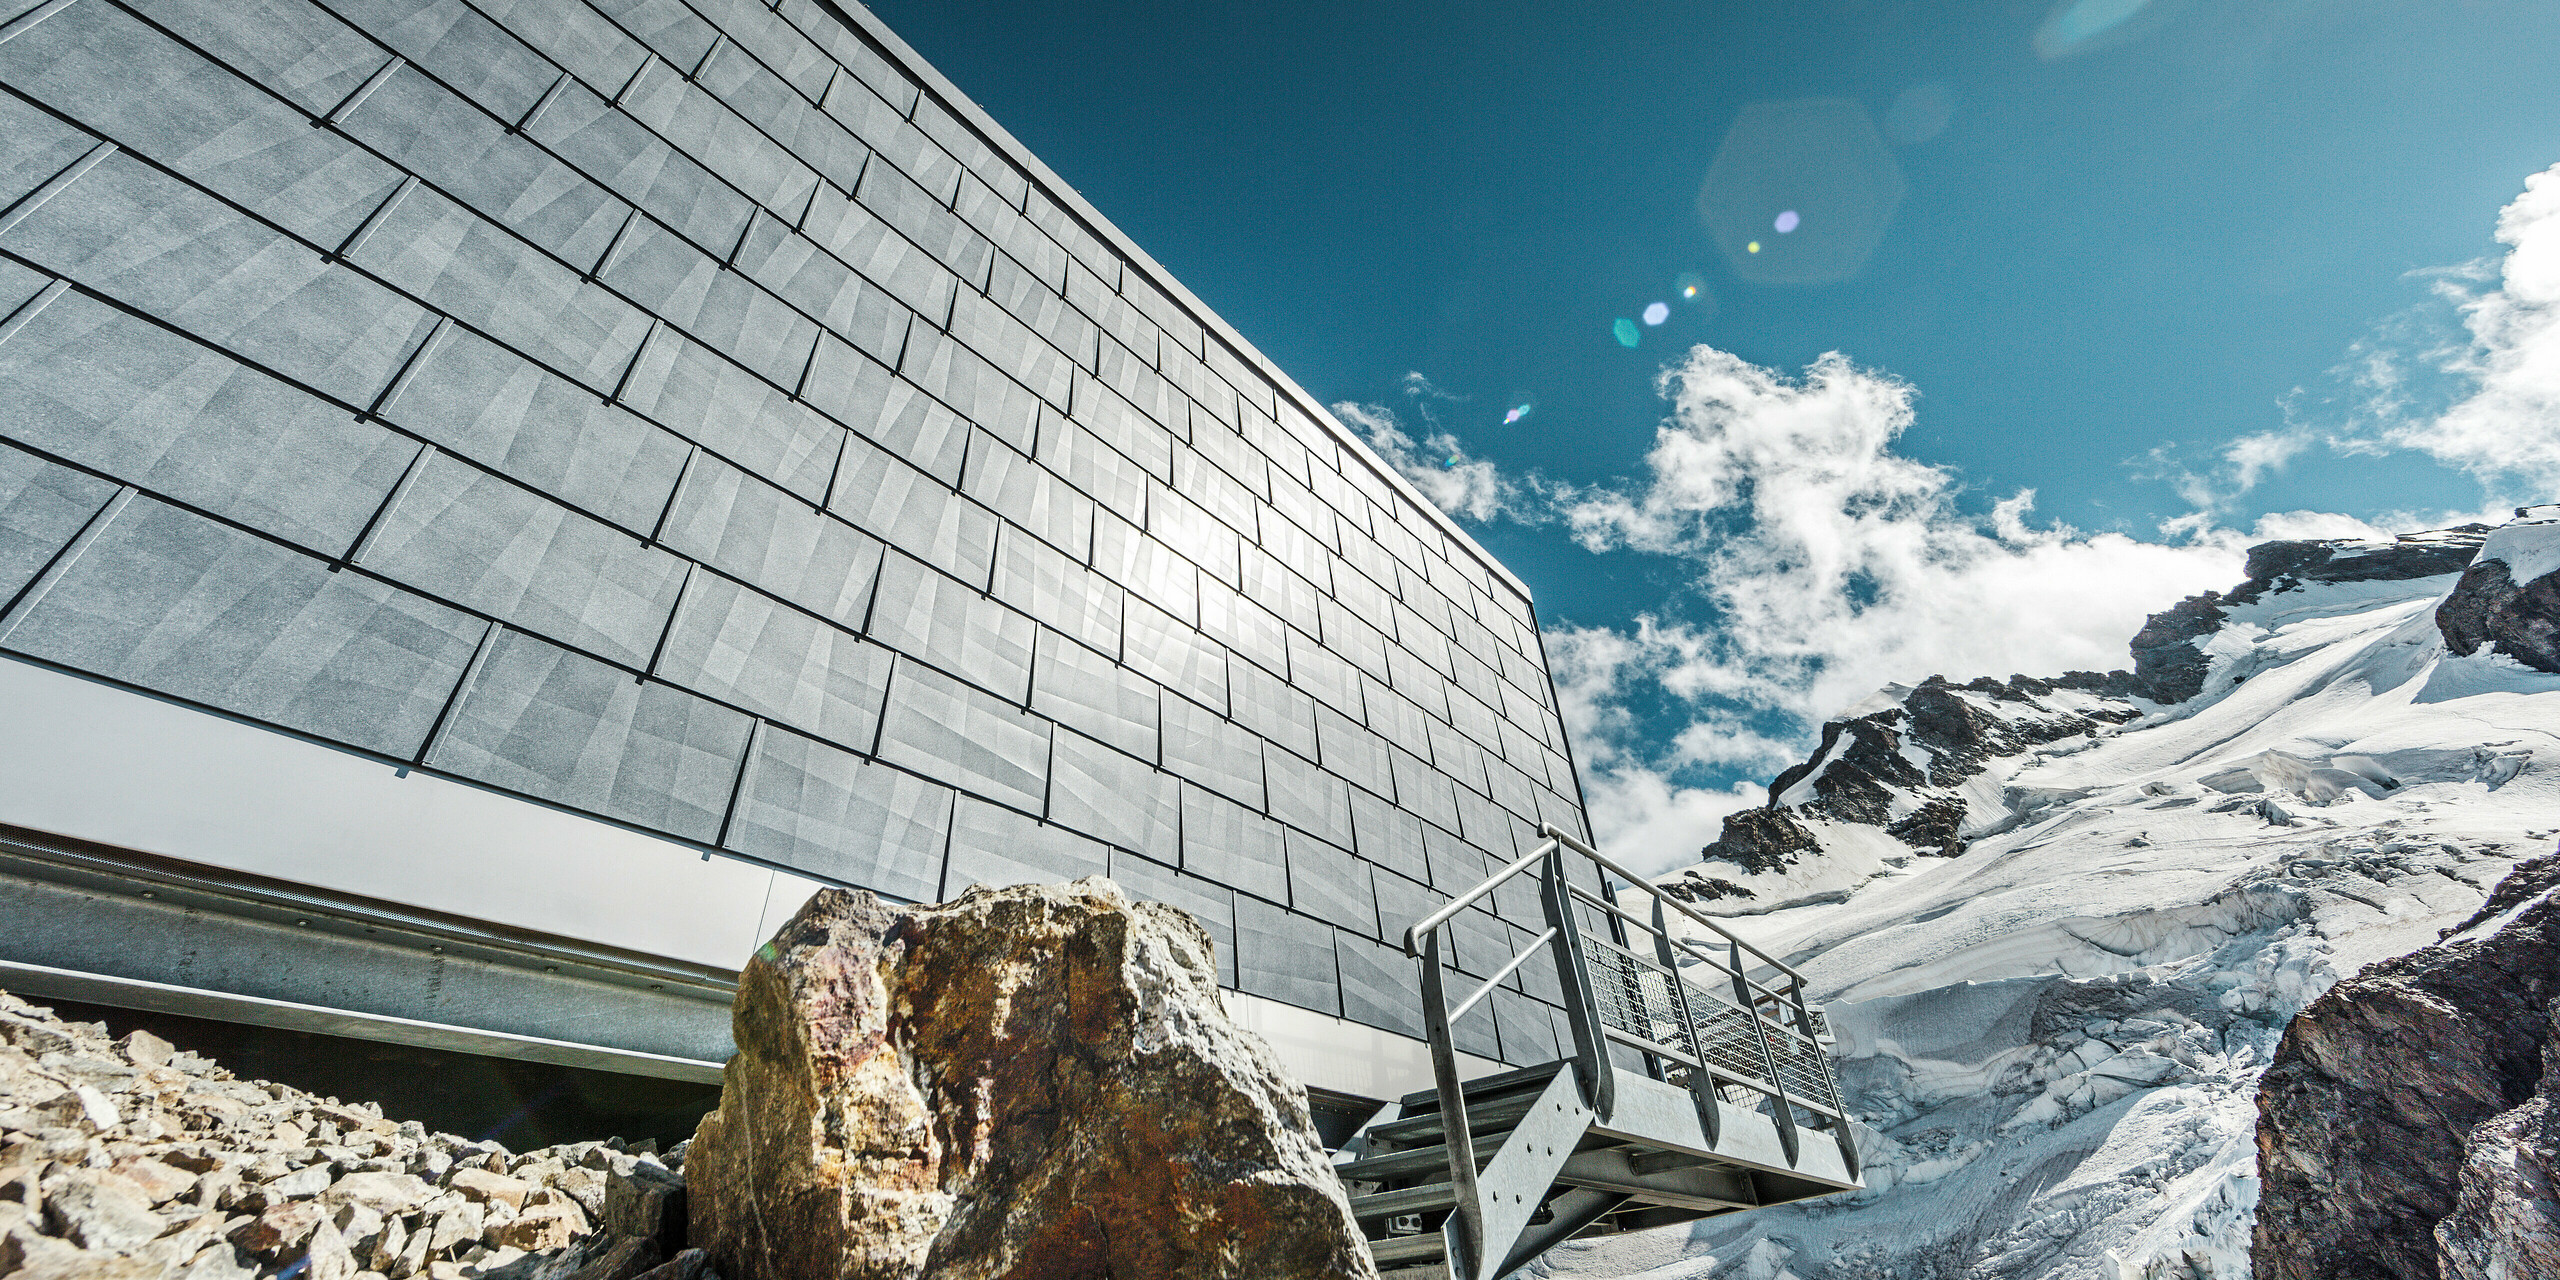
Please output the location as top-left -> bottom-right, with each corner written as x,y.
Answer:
1333,399 -> 1518,523
2245,509 -> 2393,542
1344,158 -> 2560,874
1582,770 -> 1770,875
1543,621 -> 1784,873
2138,425 -> 2322,512
2379,161 -> 2560,499
1335,374 -> 1530,523
1360,346 -> 2302,873
1556,347 -> 2251,733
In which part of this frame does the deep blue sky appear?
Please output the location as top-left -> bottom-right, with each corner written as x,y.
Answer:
867,0 -> 2560,820
869,0 -> 2560,627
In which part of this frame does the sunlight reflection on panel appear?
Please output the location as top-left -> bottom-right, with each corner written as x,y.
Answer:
1699,99 -> 1906,286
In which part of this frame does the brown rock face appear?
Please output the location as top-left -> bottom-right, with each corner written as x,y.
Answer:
2255,854 -> 2560,1280
686,879 -> 1375,1280
2436,1008 -> 2560,1280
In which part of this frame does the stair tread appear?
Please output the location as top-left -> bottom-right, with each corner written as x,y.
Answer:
1339,1142 -> 1498,1182
1396,1060 -> 1566,1110
1350,1181 -> 1461,1218
1366,1093 -> 1544,1145
1376,1264 -> 1451,1280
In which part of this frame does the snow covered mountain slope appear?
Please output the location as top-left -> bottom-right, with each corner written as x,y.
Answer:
1539,520 -> 2560,1280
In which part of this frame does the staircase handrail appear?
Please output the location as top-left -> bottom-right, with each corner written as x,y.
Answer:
1399,837 -> 1557,958
1390,823 -> 1851,1278
1536,824 -> 1808,988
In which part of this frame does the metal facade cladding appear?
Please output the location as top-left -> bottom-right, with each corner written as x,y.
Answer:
0,0 -> 1594,1062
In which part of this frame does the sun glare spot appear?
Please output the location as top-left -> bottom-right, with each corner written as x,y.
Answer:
1613,318 -> 1641,347
1774,210 -> 1801,234
1747,241 -> 1761,253
1643,302 -> 1670,325
2034,0 -> 2160,58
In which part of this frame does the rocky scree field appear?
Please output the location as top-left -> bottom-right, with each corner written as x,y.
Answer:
0,988 -> 701,1280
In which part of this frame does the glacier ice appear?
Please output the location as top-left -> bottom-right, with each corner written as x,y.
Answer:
1542,530 -> 2559,1280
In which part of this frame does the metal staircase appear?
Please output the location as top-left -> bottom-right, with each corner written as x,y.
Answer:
1340,825 -> 1863,1280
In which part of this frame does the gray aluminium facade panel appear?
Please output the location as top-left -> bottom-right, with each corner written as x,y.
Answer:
0,0 -> 1590,1062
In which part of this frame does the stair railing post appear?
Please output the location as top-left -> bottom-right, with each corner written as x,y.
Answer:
1782,979 -> 1861,1178
1419,929 -> 1484,1279
1542,848 -> 1615,1122
1651,897 -> 1720,1146
1733,939 -> 1800,1166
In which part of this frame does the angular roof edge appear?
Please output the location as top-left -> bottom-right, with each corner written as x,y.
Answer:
820,0 -> 1535,605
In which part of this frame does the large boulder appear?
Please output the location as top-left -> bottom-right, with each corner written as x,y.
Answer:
2437,507 -> 2560,674
685,879 -> 1375,1280
2255,854 -> 2560,1280
2436,1006 -> 2560,1280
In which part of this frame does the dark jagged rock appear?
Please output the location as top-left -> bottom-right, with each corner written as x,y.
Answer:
1693,807 -> 1825,877
1761,715 -> 1919,828
685,880 -> 1374,1280
1883,797 -> 1969,857
2247,530 -> 2492,588
2438,558 -> 2560,674
1659,871 -> 1755,905
2436,1003 -> 2560,1279
2126,592 -> 2236,705
2255,855 -> 2560,1280
1691,674 -> 2135,873
2436,510 -> 2560,674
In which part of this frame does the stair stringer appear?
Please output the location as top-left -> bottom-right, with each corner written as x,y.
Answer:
1493,1186 -> 1625,1279
1457,1065 -> 1594,1280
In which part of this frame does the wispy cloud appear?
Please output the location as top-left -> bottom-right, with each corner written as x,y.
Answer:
1334,374 -> 1523,523
2286,161 -> 2560,510
2383,161 -> 2560,499
2140,427 -> 2318,511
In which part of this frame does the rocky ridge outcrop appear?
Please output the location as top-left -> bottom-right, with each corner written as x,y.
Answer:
2436,505 -> 2560,674
686,879 -> 1374,1280
0,988 -> 701,1280
2256,854 -> 2560,1280
2134,528 -> 2488,703
1664,525 -> 2495,905
1665,672 -> 2143,902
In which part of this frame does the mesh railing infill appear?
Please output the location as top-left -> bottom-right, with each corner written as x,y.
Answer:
1583,939 -> 1694,1057
1681,980 -> 1778,1090
1555,913 -> 1843,1119
1766,1025 -> 1841,1112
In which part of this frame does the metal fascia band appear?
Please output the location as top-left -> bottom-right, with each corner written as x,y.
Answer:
0,959 -> 727,1084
